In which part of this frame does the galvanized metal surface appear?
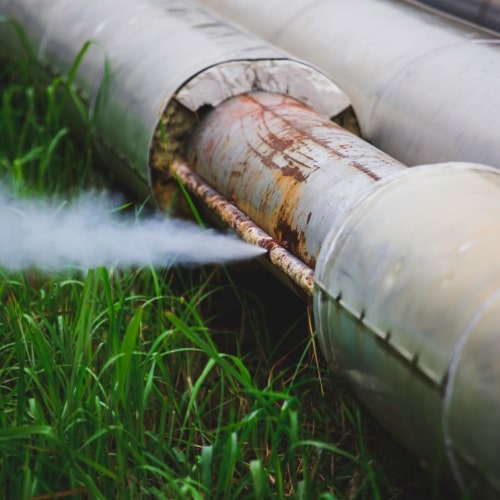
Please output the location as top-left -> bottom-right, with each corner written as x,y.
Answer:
314,163 -> 500,497
171,159 -> 315,298
187,92 -> 405,268
0,0 -> 350,190
198,0 -> 500,169
410,0 -> 500,32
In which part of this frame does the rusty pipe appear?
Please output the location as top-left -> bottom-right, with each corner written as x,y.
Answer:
185,92 -> 405,270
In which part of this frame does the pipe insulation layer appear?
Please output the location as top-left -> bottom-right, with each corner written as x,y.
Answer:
3,0 -> 500,497
0,0 -> 350,197
314,164 -> 500,497
197,0 -> 500,170
410,0 -> 500,33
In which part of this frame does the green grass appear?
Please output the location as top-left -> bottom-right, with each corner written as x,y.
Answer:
0,57 -> 437,499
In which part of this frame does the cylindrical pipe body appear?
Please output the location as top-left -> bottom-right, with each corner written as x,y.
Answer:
187,92 -> 404,269
410,0 -> 500,33
197,0 -> 500,169
0,0 -> 349,193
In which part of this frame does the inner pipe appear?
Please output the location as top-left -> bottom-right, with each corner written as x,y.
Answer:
185,92 -> 405,270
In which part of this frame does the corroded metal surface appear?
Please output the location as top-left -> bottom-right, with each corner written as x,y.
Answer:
198,0 -> 500,169
187,92 -> 405,268
171,159 -> 314,298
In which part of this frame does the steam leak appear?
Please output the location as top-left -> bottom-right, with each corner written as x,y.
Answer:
0,189 -> 266,272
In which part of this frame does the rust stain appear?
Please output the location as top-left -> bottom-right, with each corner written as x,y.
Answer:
243,135 -> 311,183
350,160 -> 381,181
245,93 -> 347,157
258,238 -> 286,252
260,121 -> 295,151
276,219 -> 302,253
244,93 -> 390,181
281,164 -> 307,182
238,95 -> 320,182
170,159 -> 314,297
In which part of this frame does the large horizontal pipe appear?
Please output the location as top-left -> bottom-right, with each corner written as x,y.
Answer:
196,0 -> 500,171
410,0 -> 500,33
0,0 -> 349,197
2,0 -> 500,497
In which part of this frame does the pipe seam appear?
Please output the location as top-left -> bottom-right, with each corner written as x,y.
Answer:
314,279 -> 443,390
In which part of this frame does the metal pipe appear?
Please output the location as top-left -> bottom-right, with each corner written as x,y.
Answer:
196,0 -> 500,171
409,0 -> 500,33
314,163 -> 500,498
0,0 -> 349,193
3,0 -> 500,497
185,92 -> 405,270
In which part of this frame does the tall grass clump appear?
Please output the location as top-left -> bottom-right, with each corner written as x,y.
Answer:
0,55 -> 437,499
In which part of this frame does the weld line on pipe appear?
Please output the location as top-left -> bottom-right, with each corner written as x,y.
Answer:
314,277 -> 443,390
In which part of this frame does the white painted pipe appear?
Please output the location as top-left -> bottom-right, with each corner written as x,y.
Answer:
197,0 -> 500,171
0,0 -> 349,195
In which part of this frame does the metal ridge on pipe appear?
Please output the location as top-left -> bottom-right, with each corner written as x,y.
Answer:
2,0 -> 500,497
170,159 -> 315,299
197,0 -> 500,171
